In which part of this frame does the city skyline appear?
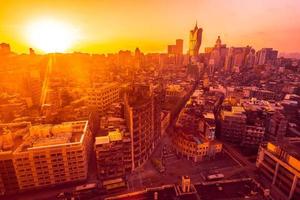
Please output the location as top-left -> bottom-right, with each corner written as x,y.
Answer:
1,1 -> 300,200
1,0 -> 300,54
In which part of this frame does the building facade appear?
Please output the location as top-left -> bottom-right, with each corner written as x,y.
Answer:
95,130 -> 126,190
256,141 -> 300,200
242,125 -> 265,147
87,83 -> 120,113
256,48 -> 278,65
12,121 -> 92,190
0,122 -> 31,195
266,111 -> 288,141
173,132 -> 222,162
124,85 -> 157,170
189,23 -> 203,56
221,107 -> 247,143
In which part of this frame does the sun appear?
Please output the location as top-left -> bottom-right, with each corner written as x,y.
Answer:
27,19 -> 77,53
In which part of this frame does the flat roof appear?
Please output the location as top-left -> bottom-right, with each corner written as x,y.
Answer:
106,179 -> 262,200
14,121 -> 88,153
204,112 -> 215,120
196,179 -> 262,200
267,140 -> 300,162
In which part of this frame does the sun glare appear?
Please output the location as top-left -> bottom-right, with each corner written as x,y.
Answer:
27,19 -> 77,53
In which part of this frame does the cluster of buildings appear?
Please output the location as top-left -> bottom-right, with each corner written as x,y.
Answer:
181,23 -> 300,200
219,86 -> 299,148
172,88 -> 223,162
204,37 -> 279,73
106,176 -> 266,200
0,22 -> 300,200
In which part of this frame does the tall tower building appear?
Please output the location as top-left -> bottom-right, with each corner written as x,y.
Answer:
176,39 -> 183,55
208,36 -> 228,73
124,85 -> 159,170
189,22 -> 203,56
224,47 -> 251,72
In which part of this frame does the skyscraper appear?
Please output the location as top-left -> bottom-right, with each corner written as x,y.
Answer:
176,39 -> 183,55
224,46 -> 251,72
189,22 -> 203,56
167,39 -> 184,65
256,48 -> 278,65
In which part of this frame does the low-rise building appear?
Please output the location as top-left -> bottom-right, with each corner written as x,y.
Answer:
173,132 -> 222,162
87,83 -> 120,113
99,107 -> 132,174
242,125 -> 265,147
165,84 -> 185,98
0,122 -> 30,195
173,95 -> 222,162
95,129 -> 126,190
251,89 -> 277,101
256,141 -> 300,200
221,106 -> 246,143
266,111 -> 288,141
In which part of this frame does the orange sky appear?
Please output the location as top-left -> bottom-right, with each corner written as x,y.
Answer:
1,0 -> 300,54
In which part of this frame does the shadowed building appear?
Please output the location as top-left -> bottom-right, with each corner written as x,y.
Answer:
95,129 -> 126,190
256,48 -> 278,65
124,85 -> 159,170
207,36 -> 228,73
0,122 -> 30,195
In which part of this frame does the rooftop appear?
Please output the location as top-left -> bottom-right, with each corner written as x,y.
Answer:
90,82 -> 119,90
14,121 -> 88,153
106,178 -> 264,200
204,112 -> 215,120
196,179 -> 263,200
0,122 -> 31,153
265,140 -> 300,166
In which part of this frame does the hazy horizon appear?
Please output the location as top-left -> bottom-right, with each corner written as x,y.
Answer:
1,0 -> 300,54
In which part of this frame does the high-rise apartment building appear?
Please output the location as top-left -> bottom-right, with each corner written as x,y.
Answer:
124,85 -> 158,170
224,47 -> 251,72
256,48 -> 278,65
176,39 -> 183,55
208,36 -> 228,72
245,49 -> 256,69
167,39 -> 184,65
11,121 -> 92,190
